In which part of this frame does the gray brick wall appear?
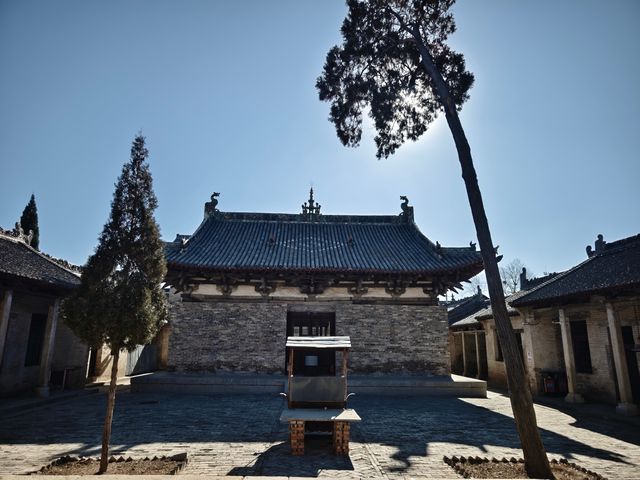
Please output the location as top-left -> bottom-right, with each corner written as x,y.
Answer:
337,304 -> 449,375
576,310 -> 617,403
52,321 -> 89,388
168,300 -> 450,375
168,302 -> 288,373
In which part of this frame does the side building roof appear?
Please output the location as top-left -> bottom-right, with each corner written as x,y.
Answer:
0,232 -> 80,292
512,234 -> 640,307
449,290 -> 524,330
165,208 -> 483,279
447,290 -> 490,327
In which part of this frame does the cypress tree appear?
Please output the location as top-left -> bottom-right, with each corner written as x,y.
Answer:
62,134 -> 168,473
19,194 -> 39,250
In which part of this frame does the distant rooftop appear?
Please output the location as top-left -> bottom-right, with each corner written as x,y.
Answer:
447,288 -> 489,327
512,233 -> 640,307
0,227 -> 80,292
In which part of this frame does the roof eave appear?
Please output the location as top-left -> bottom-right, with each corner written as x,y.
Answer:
0,271 -> 80,295
165,259 -> 484,279
512,282 -> 640,308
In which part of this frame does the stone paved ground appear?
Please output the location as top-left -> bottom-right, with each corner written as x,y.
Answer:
0,390 -> 638,479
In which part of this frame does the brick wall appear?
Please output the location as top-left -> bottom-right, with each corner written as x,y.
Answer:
526,310 -> 564,394
168,302 -> 288,373
168,300 -> 450,375
573,308 -> 618,403
52,321 -> 89,388
482,319 -> 508,389
336,304 -> 449,375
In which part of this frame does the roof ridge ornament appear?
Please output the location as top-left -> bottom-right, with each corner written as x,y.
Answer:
301,188 -> 322,219
586,233 -> 606,258
11,222 -> 33,246
204,192 -> 220,218
399,196 -> 414,223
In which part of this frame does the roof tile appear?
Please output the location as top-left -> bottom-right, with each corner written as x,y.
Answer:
166,212 -> 483,276
0,235 -> 80,290
512,234 -> 640,306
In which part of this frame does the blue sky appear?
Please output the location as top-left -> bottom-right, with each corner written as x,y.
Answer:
1,0 -> 638,290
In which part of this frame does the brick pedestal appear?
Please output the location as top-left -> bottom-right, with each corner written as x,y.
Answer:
333,421 -> 350,456
289,420 -> 305,456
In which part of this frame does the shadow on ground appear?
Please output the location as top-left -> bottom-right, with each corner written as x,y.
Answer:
0,391 -> 637,476
348,395 -> 635,474
229,437 -> 354,477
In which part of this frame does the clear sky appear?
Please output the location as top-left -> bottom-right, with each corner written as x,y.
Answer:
1,0 -> 638,291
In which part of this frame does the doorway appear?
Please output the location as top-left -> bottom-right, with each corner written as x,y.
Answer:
621,326 -> 640,404
286,311 -> 335,376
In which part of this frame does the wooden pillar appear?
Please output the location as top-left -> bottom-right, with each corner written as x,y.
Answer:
523,310 -> 535,392
343,349 -> 349,375
289,420 -> 305,455
474,331 -> 482,379
333,421 -> 350,455
558,308 -> 584,403
461,332 -> 467,376
36,298 -> 60,397
606,302 -> 638,415
0,290 -> 13,371
287,347 -> 294,408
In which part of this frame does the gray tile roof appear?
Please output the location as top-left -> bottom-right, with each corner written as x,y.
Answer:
166,212 -> 483,277
449,291 -> 525,329
512,234 -> 640,307
449,312 -> 482,329
447,293 -> 489,326
0,234 -> 80,291
475,290 -> 529,320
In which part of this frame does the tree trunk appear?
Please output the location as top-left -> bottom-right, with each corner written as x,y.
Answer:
99,347 -> 120,474
413,29 -> 554,479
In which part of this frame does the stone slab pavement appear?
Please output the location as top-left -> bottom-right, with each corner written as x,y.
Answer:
0,390 -> 638,479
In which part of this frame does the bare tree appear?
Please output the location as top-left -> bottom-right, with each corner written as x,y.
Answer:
500,258 -> 524,294
462,273 -> 485,297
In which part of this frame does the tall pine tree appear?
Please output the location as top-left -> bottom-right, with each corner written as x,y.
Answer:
317,1 -> 553,477
19,194 -> 39,250
63,135 -> 168,473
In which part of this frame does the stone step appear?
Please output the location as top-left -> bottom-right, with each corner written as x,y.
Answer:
130,372 -> 486,397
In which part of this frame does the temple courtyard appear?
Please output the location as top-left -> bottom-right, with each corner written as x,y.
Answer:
0,390 -> 638,479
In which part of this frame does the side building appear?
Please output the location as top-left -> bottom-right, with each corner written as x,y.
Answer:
451,234 -> 640,415
163,191 -> 483,377
0,227 -> 87,396
511,234 -> 640,415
